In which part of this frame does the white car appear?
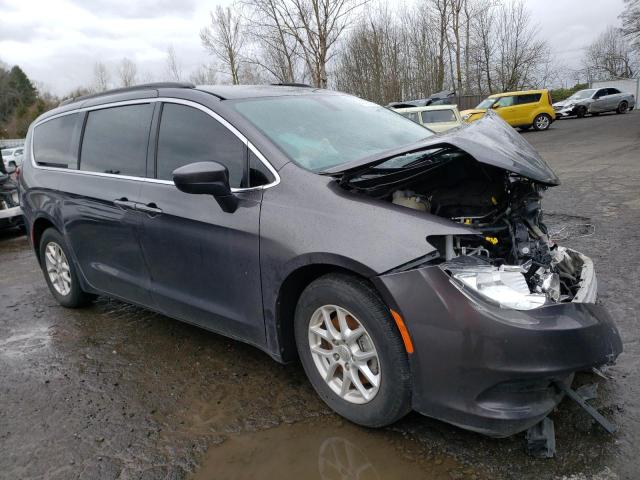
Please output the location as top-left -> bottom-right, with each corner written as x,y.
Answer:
392,105 -> 463,133
1,147 -> 24,169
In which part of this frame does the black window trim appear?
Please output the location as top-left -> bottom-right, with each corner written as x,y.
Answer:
29,97 -> 280,192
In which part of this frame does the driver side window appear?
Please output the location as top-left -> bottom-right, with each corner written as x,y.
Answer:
495,96 -> 515,108
156,103 -> 246,187
594,89 -> 607,99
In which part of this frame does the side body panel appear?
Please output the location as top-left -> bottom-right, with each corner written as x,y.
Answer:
137,183 -> 266,347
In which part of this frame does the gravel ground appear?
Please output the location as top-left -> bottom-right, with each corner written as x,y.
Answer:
0,110 -> 638,480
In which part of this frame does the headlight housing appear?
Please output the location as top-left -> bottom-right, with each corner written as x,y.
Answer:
449,266 -> 547,311
463,113 -> 472,120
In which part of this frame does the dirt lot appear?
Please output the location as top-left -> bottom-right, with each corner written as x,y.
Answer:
1,110 -> 638,480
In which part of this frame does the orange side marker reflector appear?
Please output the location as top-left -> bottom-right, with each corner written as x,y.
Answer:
390,309 -> 414,354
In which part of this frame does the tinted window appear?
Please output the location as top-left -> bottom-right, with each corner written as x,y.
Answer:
80,104 -> 153,176
156,103 -> 246,187
248,150 -> 275,187
495,96 -> 515,107
33,113 -> 83,169
516,94 -> 541,105
421,109 -> 457,123
594,89 -> 608,99
607,88 -> 621,95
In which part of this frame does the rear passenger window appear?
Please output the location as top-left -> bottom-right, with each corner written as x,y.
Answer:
156,103 -> 246,187
80,104 -> 153,176
33,113 -> 83,169
516,94 -> 542,104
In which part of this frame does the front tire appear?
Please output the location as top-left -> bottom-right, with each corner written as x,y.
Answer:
294,273 -> 411,427
532,114 -> 551,131
39,228 -> 94,308
617,101 -> 628,114
576,106 -> 588,118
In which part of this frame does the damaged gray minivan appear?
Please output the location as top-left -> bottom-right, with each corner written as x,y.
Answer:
21,84 -> 622,437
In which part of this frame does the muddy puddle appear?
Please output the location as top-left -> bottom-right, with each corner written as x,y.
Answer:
191,418 -> 482,480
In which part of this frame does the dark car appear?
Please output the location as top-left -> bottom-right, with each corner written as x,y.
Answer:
20,83 -> 622,437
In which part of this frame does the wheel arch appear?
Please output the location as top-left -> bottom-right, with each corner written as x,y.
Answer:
31,215 -> 60,262
273,257 -> 380,363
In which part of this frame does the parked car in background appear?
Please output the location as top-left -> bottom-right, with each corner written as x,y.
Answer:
392,104 -> 463,132
461,89 -> 556,131
387,90 -> 456,109
1,147 -> 24,170
21,83 -> 621,438
553,88 -> 636,118
0,155 -> 22,230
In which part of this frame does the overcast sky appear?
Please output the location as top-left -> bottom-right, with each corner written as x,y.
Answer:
0,0 -> 627,96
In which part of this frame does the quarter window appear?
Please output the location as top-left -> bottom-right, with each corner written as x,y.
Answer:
80,104 -> 154,176
33,113 -> 83,169
156,103 -> 246,187
248,150 -> 275,187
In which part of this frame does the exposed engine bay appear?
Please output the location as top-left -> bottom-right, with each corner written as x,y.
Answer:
340,148 -> 589,308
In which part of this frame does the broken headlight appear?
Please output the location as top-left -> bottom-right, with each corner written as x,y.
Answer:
449,266 -> 547,311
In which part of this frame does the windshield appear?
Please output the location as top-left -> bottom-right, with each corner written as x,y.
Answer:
475,98 -> 496,109
569,89 -> 596,100
232,94 -> 433,171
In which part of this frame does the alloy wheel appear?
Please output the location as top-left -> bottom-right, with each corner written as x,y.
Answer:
535,115 -> 550,130
308,305 -> 381,404
44,242 -> 72,296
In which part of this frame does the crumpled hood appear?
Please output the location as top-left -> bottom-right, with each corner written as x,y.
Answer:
323,111 -> 560,186
460,108 -> 486,116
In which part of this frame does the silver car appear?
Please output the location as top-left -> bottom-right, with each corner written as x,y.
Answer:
553,87 -> 635,118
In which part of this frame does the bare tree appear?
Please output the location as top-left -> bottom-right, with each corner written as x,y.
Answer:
583,26 -> 637,80
201,5 -> 246,84
494,1 -> 548,92
118,58 -> 138,87
190,64 -> 218,84
620,0 -> 640,51
93,62 -> 110,92
242,0 -> 302,83
165,46 -> 182,81
429,0 -> 450,92
264,0 -> 368,88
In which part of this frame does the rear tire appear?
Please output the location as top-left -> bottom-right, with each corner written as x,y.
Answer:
294,273 -> 412,427
39,228 -> 94,308
617,101 -> 628,114
532,114 -> 551,131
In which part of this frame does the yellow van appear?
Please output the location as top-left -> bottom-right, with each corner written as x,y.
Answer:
461,89 -> 556,131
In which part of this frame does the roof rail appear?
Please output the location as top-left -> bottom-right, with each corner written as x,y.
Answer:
59,82 -> 195,106
271,82 -> 313,88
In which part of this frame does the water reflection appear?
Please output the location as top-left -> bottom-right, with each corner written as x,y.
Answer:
191,418 -> 465,480
318,436 -> 380,480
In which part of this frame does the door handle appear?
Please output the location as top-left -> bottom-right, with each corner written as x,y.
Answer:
114,198 -> 137,210
136,202 -> 163,216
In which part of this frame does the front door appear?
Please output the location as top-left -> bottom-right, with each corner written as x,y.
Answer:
137,102 -> 266,347
493,95 -> 519,125
63,103 -> 154,306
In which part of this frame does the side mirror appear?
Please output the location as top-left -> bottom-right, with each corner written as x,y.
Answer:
491,103 -> 500,109
5,163 -> 16,175
173,161 -> 238,213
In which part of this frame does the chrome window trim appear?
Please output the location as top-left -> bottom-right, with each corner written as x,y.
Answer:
30,97 -> 281,192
